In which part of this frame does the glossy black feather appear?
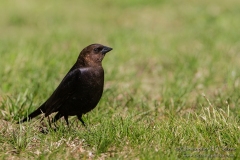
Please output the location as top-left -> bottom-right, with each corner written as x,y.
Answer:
18,44 -> 112,126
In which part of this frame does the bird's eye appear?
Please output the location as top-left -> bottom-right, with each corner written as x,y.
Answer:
94,48 -> 99,52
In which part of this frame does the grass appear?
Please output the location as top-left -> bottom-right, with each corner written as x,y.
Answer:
0,0 -> 240,159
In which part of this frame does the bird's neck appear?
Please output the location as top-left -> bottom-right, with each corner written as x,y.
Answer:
76,57 -> 102,68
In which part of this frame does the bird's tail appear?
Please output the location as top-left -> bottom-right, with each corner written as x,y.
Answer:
17,103 -> 46,124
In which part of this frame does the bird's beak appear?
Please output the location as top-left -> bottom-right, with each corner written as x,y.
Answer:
101,46 -> 113,54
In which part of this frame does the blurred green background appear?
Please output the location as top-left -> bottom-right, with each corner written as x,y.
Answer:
0,0 -> 240,159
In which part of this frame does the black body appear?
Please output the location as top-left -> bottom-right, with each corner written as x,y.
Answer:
18,44 -> 112,126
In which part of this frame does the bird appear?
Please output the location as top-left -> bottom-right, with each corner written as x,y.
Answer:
18,43 -> 113,126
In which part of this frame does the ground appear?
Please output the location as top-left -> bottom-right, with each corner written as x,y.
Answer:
0,0 -> 240,159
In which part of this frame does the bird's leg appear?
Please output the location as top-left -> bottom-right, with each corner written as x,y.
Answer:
39,116 -> 52,134
63,115 -> 69,127
52,112 -> 63,128
47,116 -> 52,128
77,115 -> 86,126
52,112 -> 63,123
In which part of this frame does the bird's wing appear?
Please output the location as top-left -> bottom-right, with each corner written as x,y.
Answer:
44,68 -> 83,116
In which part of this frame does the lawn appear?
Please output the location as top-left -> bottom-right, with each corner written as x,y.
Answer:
0,0 -> 240,159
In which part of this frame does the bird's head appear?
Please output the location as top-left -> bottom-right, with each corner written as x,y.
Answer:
77,44 -> 112,67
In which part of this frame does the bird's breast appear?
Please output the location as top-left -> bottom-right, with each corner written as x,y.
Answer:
66,68 -> 104,115
75,67 -> 104,99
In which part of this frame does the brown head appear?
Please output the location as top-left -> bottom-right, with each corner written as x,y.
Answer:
77,44 -> 112,67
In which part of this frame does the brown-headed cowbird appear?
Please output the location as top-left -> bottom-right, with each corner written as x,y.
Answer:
18,44 -> 112,126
